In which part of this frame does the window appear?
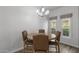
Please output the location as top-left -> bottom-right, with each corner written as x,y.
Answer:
61,14 -> 72,37
49,17 -> 57,34
62,18 -> 71,36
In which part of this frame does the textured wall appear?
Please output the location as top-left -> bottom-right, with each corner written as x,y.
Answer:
0,6 -> 48,52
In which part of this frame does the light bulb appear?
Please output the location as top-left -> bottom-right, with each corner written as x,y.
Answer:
36,9 -> 39,14
36,8 -> 49,17
45,10 -> 49,15
41,8 -> 45,12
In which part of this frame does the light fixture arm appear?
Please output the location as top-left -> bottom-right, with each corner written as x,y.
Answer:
36,7 -> 49,17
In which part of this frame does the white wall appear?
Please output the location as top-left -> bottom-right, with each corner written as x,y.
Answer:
49,6 -> 79,48
0,6 -> 47,52
0,6 -> 78,52
78,7 -> 79,48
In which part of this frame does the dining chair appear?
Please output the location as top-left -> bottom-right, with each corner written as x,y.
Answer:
22,31 -> 33,52
39,29 -> 45,34
33,35 -> 49,52
49,31 -> 61,52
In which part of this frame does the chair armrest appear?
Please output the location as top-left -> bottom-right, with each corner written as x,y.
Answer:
55,40 -> 59,44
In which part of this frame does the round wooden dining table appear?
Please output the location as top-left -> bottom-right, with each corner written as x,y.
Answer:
28,33 -> 56,40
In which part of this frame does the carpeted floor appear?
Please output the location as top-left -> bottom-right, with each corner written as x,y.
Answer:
15,44 -> 79,53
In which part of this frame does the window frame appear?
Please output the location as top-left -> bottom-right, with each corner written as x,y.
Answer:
61,14 -> 72,38
49,16 -> 57,34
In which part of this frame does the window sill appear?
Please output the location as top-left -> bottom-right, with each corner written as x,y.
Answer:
62,36 -> 71,39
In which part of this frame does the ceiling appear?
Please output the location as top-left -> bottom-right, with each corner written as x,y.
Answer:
36,6 -> 61,10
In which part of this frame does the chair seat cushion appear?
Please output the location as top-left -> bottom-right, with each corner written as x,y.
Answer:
25,39 -> 33,44
49,40 -> 58,45
50,40 -> 55,42
27,40 -> 33,43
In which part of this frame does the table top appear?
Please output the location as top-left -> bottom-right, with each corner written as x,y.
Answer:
28,33 -> 56,40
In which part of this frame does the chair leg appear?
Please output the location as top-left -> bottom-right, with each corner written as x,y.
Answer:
33,50 -> 36,53
24,44 -> 26,52
55,45 -> 58,53
47,48 -> 49,53
32,46 -> 35,53
24,43 -> 29,53
58,44 -> 60,53
45,50 -> 49,53
32,45 -> 36,53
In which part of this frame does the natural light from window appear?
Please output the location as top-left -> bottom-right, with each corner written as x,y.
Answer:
62,17 -> 71,37
50,19 -> 56,34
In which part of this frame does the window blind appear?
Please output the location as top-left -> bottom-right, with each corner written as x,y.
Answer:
49,16 -> 57,20
60,13 -> 72,19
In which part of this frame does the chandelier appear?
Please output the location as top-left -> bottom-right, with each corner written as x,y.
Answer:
36,7 -> 49,17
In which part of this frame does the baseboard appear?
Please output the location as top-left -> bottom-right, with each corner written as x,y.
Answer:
61,42 -> 79,48
9,45 -> 33,53
9,47 -> 23,53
